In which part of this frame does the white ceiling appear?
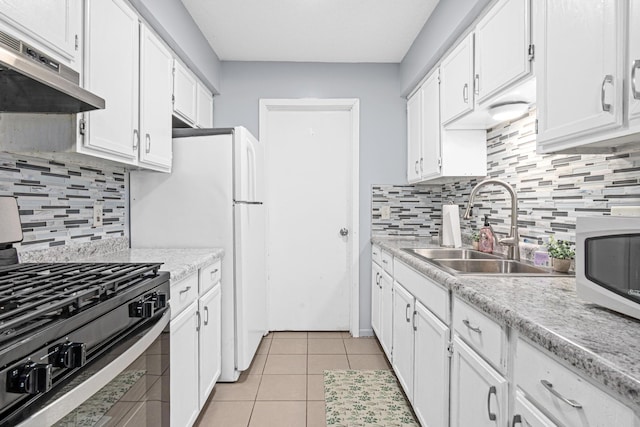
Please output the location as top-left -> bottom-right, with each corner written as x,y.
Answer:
180,0 -> 440,63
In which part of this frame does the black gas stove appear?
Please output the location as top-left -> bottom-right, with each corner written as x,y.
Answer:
0,262 -> 170,425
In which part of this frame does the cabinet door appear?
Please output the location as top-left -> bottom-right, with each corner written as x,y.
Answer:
392,282 -> 415,401
413,302 -> 449,427
474,0 -> 530,103
0,0 -> 81,69
450,335 -> 507,427
371,262 -> 382,338
537,0 -> 623,145
379,270 -> 393,361
513,390 -> 557,427
199,283 -> 222,408
170,302 -> 199,427
420,70 -> 441,180
83,0 -> 139,162
139,24 -> 173,170
406,89 -> 422,183
629,0 -> 640,128
441,33 -> 474,124
173,60 -> 197,125
196,82 -> 214,128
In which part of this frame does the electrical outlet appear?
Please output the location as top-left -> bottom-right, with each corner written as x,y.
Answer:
93,203 -> 103,227
381,205 -> 391,220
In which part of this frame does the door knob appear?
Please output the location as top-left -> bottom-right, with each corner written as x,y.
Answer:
339,228 -> 349,237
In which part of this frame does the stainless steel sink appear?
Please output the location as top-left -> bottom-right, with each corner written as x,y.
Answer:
402,248 -> 501,260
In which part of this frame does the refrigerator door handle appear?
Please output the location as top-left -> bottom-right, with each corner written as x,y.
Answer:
247,140 -> 257,202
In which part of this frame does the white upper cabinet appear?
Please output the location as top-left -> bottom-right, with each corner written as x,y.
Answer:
139,24 -> 173,170
474,0 -> 531,103
82,0 -> 139,162
406,86 -> 423,183
536,0 -> 625,152
173,59 -> 198,125
441,33 -> 474,125
420,70 -> 442,180
196,81 -> 214,128
629,0 -> 640,128
0,0 -> 82,71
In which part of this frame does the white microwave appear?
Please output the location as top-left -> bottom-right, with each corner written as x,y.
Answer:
576,216 -> 640,320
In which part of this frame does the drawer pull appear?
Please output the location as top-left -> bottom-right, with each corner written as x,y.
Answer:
210,268 -> 219,279
463,319 -> 482,333
487,386 -> 497,421
382,259 -> 388,264
512,414 -> 521,427
179,286 -> 192,294
405,303 -> 411,322
540,380 -> 583,408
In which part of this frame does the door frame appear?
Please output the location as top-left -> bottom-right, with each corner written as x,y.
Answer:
259,98 -> 360,337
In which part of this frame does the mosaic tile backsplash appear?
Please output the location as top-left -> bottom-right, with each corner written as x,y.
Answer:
372,110 -> 640,245
0,153 -> 127,252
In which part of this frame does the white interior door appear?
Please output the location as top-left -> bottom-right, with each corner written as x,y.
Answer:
261,99 -> 358,332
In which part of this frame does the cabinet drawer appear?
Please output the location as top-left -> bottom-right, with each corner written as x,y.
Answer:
394,260 -> 449,323
372,245 -> 382,265
515,338 -> 636,427
452,297 -> 506,372
380,250 -> 393,274
199,260 -> 221,294
170,273 -> 198,318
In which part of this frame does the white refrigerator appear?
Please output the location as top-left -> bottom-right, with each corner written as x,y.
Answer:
130,126 -> 267,382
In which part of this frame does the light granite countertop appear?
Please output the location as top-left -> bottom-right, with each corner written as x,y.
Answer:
372,236 -> 640,410
80,248 -> 224,283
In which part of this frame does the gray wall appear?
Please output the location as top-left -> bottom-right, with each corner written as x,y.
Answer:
214,61 -> 406,334
129,0 -> 221,93
400,0 -> 491,95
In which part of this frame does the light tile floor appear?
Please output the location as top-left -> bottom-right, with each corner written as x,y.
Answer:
195,331 -> 393,427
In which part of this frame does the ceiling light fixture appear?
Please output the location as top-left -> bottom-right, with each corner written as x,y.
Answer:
489,101 -> 530,122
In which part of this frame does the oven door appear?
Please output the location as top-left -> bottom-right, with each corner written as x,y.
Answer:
17,310 -> 170,427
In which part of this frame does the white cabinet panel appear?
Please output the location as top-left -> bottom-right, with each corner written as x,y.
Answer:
406,89 -> 422,183
513,390 -> 557,427
199,283 -> 222,408
421,70 -> 441,180
450,335 -> 507,427
0,0 -> 81,69
371,262 -> 382,338
536,0 -> 623,146
629,0 -> 640,128
380,270 -> 393,361
139,24 -> 173,171
413,301 -> 450,427
196,82 -> 214,128
392,281 -> 415,401
170,302 -> 200,427
173,59 -> 197,125
441,33 -> 474,124
474,0 -> 530,103
82,0 -> 139,162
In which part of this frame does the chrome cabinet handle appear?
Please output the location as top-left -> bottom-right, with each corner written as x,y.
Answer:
133,129 -> 139,150
601,74 -> 613,112
210,268 -> 219,281
179,286 -> 191,294
512,415 -> 522,427
487,386 -> 497,421
475,74 -> 480,95
463,83 -> 469,103
420,157 -> 423,173
204,306 -> 209,326
540,380 -> 583,408
196,310 -> 201,331
463,319 -> 482,333
375,272 -> 381,286
412,310 -> 417,331
632,60 -> 640,100
405,303 -> 411,322
414,160 -> 419,174
145,133 -> 151,153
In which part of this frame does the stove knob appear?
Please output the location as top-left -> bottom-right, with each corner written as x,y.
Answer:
51,342 -> 86,368
152,292 -> 167,310
129,299 -> 155,318
6,362 -> 52,395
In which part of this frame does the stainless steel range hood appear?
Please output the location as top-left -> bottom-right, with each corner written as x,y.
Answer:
0,30 -> 105,113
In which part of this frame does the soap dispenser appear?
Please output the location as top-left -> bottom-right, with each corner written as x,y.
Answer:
478,214 -> 495,254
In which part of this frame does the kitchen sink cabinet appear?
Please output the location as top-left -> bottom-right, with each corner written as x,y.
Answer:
82,0 -> 173,171
441,33 -> 474,125
536,0 -> 628,153
0,0 -> 82,72
450,335 -> 507,427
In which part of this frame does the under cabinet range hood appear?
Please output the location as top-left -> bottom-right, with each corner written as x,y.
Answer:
0,30 -> 105,113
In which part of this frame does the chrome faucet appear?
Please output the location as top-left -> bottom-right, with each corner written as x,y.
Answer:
463,178 -> 521,261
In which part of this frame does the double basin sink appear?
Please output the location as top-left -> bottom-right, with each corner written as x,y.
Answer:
402,248 -> 571,277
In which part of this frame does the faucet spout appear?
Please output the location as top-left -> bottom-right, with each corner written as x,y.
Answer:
464,178 -> 520,261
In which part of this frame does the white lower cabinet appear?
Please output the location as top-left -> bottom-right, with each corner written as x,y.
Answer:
170,301 -> 199,427
170,263 -> 222,427
392,282 -> 415,399
371,262 -> 382,338
450,335 -> 507,427
371,246 -> 392,360
512,390 -> 557,427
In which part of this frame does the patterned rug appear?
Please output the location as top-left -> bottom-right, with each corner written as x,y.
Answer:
324,370 -> 419,427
